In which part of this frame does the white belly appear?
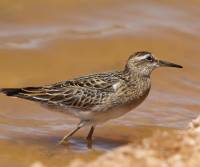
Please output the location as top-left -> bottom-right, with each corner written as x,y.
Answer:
72,102 -> 139,125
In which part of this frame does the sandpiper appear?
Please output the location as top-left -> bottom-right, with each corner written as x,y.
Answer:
1,51 -> 182,145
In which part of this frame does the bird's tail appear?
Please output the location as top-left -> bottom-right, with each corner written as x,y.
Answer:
0,86 -> 51,103
0,88 -> 22,96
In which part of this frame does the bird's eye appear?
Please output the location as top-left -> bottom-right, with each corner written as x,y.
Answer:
146,56 -> 153,61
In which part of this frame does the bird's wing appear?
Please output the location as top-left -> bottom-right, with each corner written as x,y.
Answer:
51,71 -> 122,90
1,71 -> 122,110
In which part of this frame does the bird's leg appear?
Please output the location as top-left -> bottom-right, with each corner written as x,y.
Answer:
86,126 -> 95,141
86,126 -> 95,148
59,121 -> 86,145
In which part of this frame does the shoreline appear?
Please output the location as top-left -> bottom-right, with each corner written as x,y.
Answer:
68,115 -> 200,167
28,115 -> 200,167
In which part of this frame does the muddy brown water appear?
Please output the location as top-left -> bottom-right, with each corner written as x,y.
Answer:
0,0 -> 200,167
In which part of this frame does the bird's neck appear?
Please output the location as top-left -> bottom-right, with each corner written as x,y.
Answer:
123,65 -> 151,82
122,66 -> 151,101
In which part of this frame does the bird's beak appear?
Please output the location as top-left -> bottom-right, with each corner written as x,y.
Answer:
157,60 -> 183,68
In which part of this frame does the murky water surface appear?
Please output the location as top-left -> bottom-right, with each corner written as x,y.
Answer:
0,0 -> 199,166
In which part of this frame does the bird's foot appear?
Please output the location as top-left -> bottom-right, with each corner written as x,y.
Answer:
86,138 -> 93,149
58,138 -> 69,145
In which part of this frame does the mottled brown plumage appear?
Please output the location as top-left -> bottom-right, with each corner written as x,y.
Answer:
1,51 -> 182,145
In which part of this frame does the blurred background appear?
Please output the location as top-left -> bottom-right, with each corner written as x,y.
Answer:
0,0 -> 199,167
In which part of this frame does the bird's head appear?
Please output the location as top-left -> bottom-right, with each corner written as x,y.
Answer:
125,51 -> 183,77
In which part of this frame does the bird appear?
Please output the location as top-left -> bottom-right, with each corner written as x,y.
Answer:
0,51 -> 183,145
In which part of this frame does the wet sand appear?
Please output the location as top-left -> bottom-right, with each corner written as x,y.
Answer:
0,0 -> 200,166
69,116 -> 200,167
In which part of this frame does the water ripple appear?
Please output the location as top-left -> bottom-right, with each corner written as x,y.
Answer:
0,2 -> 199,49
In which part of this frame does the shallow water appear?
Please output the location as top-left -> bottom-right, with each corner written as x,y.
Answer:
0,0 -> 200,166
